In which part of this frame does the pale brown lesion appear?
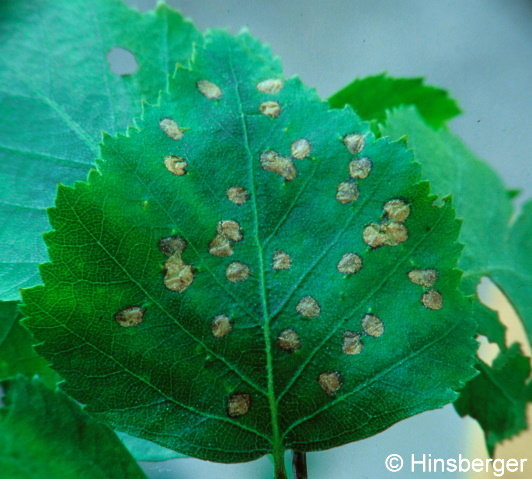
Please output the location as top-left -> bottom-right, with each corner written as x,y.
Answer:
211,314 -> 233,338
363,221 -> 408,248
361,314 -> 384,337
217,220 -> 243,242
384,199 -> 410,223
337,253 -> 363,274
208,234 -> 233,257
260,101 -> 281,117
318,371 -> 343,395
226,186 -> 249,205
336,181 -> 359,204
408,269 -> 439,288
296,296 -> 321,318
272,250 -> 292,270
290,138 -> 311,159
164,155 -> 187,176
163,254 -> 194,293
257,78 -> 284,94
209,220 -> 243,257
115,306 -> 145,328
159,117 -> 183,140
342,331 -> 363,355
227,393 -> 251,417
260,150 -> 297,181
159,236 -> 194,293
421,290 -> 443,310
277,328 -> 301,352
349,157 -> 372,179
158,236 -> 187,257
196,79 -> 222,99
343,133 -> 365,154
226,262 -> 251,283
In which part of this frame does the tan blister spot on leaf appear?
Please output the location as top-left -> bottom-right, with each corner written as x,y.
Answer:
226,186 -> 249,205
226,262 -> 251,283
422,290 -> 443,310
164,254 -> 194,293
211,314 -> 232,338
343,133 -> 365,154
318,371 -> 343,395
277,328 -> 301,352
363,221 -> 408,248
408,269 -> 439,288
349,157 -> 372,179
158,236 -> 187,257
257,78 -> 284,94
217,220 -> 243,242
384,199 -> 410,222
196,79 -> 222,99
337,253 -> 363,274
159,117 -> 183,140
115,306 -> 144,328
260,101 -> 281,117
290,138 -> 311,159
361,314 -> 384,337
164,155 -> 187,176
342,331 -> 363,355
296,296 -> 321,318
336,181 -> 359,204
209,234 -> 233,257
162,237 -> 194,292
272,250 -> 292,270
260,151 -> 297,181
227,393 -> 251,418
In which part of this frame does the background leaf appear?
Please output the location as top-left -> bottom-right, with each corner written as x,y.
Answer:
0,0 -> 202,299
380,106 -> 532,453
0,376 -> 147,479
22,30 -> 477,475
0,302 -> 58,387
328,74 -> 461,130
454,343 -> 531,456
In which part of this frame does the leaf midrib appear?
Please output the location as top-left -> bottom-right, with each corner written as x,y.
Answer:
226,37 -> 284,457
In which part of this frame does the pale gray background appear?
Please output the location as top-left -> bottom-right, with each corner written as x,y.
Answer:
117,1 -> 531,478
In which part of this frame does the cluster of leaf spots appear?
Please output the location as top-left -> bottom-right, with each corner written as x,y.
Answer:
2,0 -> 528,475
19,29 -> 478,478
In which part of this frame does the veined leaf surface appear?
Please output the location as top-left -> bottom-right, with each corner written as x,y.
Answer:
22,31 -> 477,477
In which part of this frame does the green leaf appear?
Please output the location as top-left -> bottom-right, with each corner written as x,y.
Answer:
454,343 -> 531,456
328,74 -> 461,130
22,31 -> 477,475
0,375 -> 147,479
116,431 -> 185,462
381,107 -> 531,347
0,302 -> 58,387
0,0 -> 202,300
380,107 -> 532,455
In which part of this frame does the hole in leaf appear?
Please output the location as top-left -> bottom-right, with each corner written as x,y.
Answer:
107,47 -> 138,76
476,335 -> 500,367
477,276 -> 531,356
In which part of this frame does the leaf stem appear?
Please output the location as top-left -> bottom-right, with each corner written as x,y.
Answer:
292,451 -> 308,479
